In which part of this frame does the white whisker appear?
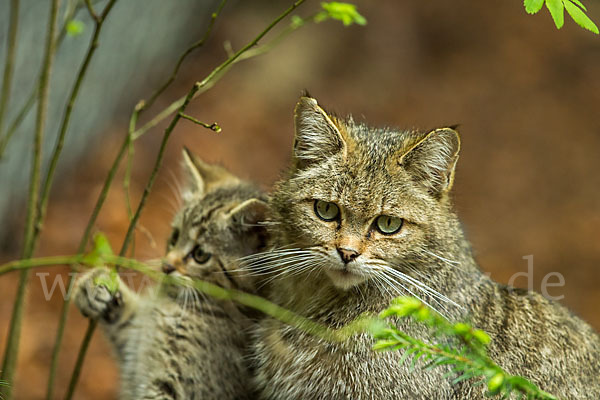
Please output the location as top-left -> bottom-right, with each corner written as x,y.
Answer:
421,248 -> 461,266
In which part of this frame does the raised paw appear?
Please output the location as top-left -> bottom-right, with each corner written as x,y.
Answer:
74,268 -> 123,323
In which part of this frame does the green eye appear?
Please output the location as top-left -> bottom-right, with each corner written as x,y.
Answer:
375,215 -> 403,235
190,245 -> 212,264
314,200 -> 340,222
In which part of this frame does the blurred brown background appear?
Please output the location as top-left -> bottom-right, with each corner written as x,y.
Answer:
1,0 -> 599,398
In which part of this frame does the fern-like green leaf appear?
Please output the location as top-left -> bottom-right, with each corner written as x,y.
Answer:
546,0 -> 565,28
524,0 -> 545,14
564,0 -> 599,34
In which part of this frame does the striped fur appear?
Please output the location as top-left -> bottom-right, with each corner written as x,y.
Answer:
250,96 -> 600,399
75,150 -> 268,399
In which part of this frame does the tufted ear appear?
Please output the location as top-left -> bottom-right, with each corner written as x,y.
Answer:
399,128 -> 460,198
226,198 -> 270,254
181,147 -> 238,200
293,96 -> 346,170
226,198 -> 269,227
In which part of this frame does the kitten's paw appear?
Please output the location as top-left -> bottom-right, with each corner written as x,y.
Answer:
74,268 -> 123,322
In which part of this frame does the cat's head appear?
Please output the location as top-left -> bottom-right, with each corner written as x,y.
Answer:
162,148 -> 268,297
270,96 -> 462,292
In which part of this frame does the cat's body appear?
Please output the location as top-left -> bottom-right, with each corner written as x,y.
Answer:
250,96 -> 600,399
75,149 -> 268,400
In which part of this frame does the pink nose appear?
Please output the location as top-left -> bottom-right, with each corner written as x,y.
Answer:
337,247 -> 359,264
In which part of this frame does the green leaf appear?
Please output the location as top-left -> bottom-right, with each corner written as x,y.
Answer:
453,322 -> 470,335
366,318 -> 389,337
93,269 -> 119,294
291,15 -> 305,29
472,329 -> 491,345
567,0 -> 586,11
524,0 -> 545,14
487,372 -> 505,394
546,0 -> 565,29
66,19 -> 85,36
564,0 -> 599,34
320,2 -> 367,26
82,233 -> 114,267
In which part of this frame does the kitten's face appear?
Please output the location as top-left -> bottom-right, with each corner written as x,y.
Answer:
271,97 -> 460,291
162,149 -> 268,299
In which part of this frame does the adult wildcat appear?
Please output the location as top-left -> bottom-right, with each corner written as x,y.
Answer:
75,149 -> 268,399
250,96 -> 600,399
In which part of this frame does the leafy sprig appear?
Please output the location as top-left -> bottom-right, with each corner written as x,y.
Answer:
525,0 -> 598,34
316,2 -> 367,26
0,239 -> 560,399
372,297 -> 558,400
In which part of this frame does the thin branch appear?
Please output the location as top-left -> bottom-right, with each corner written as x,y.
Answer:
63,1 -> 307,397
63,320 -> 97,400
43,2 -> 118,396
131,0 -> 307,141
0,0 -> 20,136
83,0 -> 99,22
179,112 -> 221,132
123,137 -> 135,257
0,255 -> 372,343
141,0 -> 228,112
118,86 -> 198,260
37,0 -> 118,247
0,0 -> 62,396
0,1 -> 86,158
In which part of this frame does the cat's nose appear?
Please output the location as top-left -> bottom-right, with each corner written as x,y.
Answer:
337,247 -> 359,264
162,263 -> 176,275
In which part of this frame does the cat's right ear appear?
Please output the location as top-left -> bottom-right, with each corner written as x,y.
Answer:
293,96 -> 347,169
181,148 -> 237,201
398,128 -> 460,198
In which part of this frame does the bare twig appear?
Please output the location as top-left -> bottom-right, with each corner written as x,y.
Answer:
0,2 -> 86,158
0,0 -> 62,396
131,0 -> 308,141
63,88 -> 195,399
63,2 -> 308,397
83,0 -> 99,22
0,0 -> 20,137
141,0 -> 229,112
179,112 -> 221,132
43,2 -> 119,398
64,320 -> 97,400
123,137 -> 135,256
37,0 -> 119,245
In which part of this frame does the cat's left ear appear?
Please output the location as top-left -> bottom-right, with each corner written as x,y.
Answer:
293,96 -> 347,170
399,127 -> 460,198
181,147 -> 238,200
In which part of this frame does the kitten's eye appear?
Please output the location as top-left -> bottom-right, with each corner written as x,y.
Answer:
190,245 -> 212,264
167,229 -> 180,250
314,200 -> 340,222
375,215 -> 403,235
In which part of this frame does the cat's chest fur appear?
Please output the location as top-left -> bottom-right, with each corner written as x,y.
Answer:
119,295 -> 252,400
252,275 -> 457,400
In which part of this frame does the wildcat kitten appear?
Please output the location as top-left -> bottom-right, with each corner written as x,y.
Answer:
250,96 -> 600,399
74,149 -> 268,400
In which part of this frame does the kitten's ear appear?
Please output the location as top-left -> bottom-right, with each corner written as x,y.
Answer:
399,128 -> 460,198
293,96 -> 346,169
181,147 -> 237,200
226,198 -> 269,227
226,198 -> 270,254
